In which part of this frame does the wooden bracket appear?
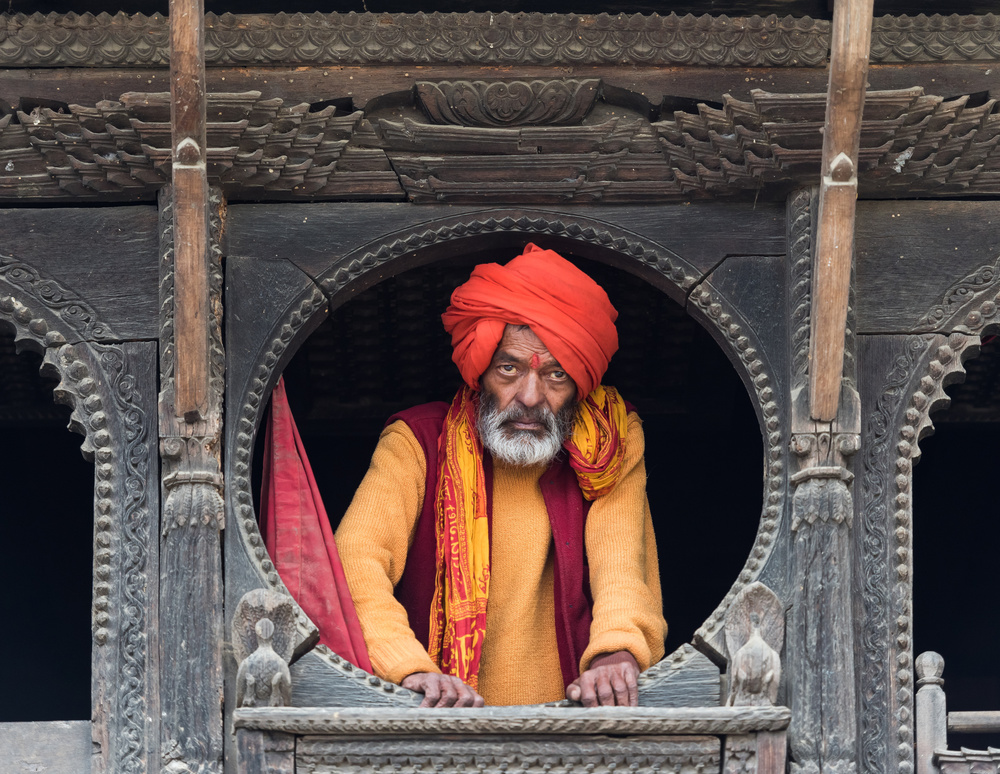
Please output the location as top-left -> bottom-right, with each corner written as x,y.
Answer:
809,0 -> 874,422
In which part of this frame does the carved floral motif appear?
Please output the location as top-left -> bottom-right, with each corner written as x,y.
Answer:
416,79 -> 599,127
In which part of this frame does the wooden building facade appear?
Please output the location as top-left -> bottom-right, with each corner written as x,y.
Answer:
1,4 -> 999,774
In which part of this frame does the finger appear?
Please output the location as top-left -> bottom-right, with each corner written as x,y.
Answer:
625,665 -> 639,707
581,673 -> 600,708
436,678 -> 460,707
595,673 -> 615,707
610,670 -> 629,707
566,680 -> 582,702
473,691 -> 485,708
455,682 -> 476,708
421,678 -> 440,709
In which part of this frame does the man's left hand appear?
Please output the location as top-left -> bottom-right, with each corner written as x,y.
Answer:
565,650 -> 639,707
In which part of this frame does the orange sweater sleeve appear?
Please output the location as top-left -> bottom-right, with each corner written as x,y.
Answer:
334,420 -> 441,684
580,412 -> 668,672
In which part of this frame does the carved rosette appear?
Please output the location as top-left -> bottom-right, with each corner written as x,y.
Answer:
416,79 -> 600,127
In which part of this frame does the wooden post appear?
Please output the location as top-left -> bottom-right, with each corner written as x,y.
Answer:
170,0 -> 209,423
809,0 -> 874,421
916,652 -> 947,774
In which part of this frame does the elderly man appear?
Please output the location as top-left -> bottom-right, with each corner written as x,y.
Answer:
335,244 -> 666,708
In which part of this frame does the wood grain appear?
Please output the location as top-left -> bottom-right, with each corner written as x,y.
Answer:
170,0 -> 210,422
809,0 -> 875,421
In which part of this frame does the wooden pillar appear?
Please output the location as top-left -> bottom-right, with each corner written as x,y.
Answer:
809,0 -> 874,422
915,653 -> 947,774
160,2 -> 223,770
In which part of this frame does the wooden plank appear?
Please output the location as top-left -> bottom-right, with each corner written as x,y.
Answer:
2,62 -> 996,118
809,0 -> 875,421
170,0 -> 210,422
855,200 -> 1000,334
0,207 -> 159,341
948,711 -> 1000,734
0,721 -> 92,774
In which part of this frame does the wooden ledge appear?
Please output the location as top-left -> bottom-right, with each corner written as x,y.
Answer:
233,705 -> 792,736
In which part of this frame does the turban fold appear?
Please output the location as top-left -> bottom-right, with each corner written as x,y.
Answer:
441,244 -> 618,397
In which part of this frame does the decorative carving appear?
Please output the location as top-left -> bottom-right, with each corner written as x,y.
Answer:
233,590 -> 296,708
0,284 -> 154,774
0,253 -> 118,341
299,737 -> 720,774
725,583 -> 783,708
688,283 -> 785,656
0,12 -> 830,68
788,189 -> 815,391
860,335 -> 929,774
725,734 -> 758,774
233,705 -> 793,736
158,188 -> 225,533
870,14 -> 1000,63
0,91 -> 400,201
654,88 -> 1000,197
913,255 -> 1000,334
416,79 -> 600,128
320,214 -> 697,297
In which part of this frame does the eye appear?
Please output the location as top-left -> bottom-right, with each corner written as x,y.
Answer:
498,364 -> 517,375
549,370 -> 568,381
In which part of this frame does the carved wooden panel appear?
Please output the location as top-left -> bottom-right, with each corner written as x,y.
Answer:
4,12 -> 1000,69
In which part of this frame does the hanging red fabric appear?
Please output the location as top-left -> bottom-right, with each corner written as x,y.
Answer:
259,376 -> 373,673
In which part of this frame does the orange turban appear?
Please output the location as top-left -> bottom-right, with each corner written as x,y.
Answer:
441,244 -> 618,397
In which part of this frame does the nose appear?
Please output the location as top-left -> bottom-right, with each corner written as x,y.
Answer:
515,372 -> 545,409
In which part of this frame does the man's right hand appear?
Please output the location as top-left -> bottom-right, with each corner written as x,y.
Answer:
401,672 -> 485,708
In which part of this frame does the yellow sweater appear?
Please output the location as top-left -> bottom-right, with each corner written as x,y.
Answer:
335,411 -> 667,706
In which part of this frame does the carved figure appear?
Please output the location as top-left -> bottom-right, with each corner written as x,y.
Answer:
267,243 -> 667,709
236,618 -> 292,708
725,582 -> 785,707
232,589 -> 297,708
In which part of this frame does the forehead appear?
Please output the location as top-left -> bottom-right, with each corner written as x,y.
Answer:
491,326 -> 557,363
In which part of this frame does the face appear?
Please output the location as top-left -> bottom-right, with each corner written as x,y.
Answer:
477,326 -> 578,466
480,326 -> 577,425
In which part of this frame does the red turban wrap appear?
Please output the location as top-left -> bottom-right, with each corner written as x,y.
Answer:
442,244 -> 618,397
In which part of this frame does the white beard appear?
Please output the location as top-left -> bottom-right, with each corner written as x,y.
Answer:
476,392 -> 574,467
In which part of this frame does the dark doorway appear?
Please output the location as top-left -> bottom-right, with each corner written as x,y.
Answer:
0,330 -> 94,721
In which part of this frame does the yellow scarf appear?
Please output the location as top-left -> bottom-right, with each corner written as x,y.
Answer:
427,384 -> 629,687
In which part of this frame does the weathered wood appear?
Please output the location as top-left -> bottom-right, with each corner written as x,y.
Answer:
159,186 -> 225,774
855,201 -> 1000,334
0,721 -> 92,774
236,728 -> 295,774
947,712 -> 1000,734
637,648 -> 722,709
170,0 -> 210,422
4,62 -> 997,121
724,583 -> 784,708
0,207 -> 159,341
809,0 -> 875,421
915,652 -> 947,774
232,590 -> 297,709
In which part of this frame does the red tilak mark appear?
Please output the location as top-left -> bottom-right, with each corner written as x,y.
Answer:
530,353 -> 541,370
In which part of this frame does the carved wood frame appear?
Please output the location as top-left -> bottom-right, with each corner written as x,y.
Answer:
858,256 -> 1000,774
0,262 -> 159,774
223,206 -> 789,706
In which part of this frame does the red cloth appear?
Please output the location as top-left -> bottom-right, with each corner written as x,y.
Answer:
441,243 -> 618,397
259,377 -> 373,672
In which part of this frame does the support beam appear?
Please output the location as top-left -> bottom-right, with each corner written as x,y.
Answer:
809,0 -> 874,421
170,0 -> 209,422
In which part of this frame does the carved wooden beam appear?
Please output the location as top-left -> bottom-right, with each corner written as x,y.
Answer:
809,0 -> 874,422
170,0 -> 209,422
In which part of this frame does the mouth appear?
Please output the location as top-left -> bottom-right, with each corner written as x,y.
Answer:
503,418 -> 546,433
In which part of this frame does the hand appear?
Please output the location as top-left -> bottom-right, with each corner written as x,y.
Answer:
566,651 -> 640,707
401,672 -> 485,708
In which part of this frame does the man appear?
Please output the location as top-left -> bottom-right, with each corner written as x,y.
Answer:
335,243 -> 666,708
